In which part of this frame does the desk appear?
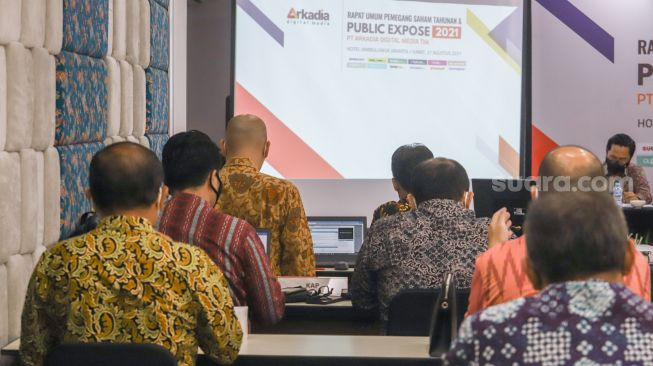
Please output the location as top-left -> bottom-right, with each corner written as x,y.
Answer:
2,336 -> 440,366
252,300 -> 381,335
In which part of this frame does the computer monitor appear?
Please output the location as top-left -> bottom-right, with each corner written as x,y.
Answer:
256,228 -> 271,255
471,179 -> 532,234
308,216 -> 367,266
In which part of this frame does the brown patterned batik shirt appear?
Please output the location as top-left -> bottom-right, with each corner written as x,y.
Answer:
216,158 -> 316,277
371,199 -> 412,225
20,216 -> 243,366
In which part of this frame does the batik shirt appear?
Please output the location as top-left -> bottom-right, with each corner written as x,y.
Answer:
466,236 -> 651,316
159,192 -> 285,325
446,281 -> 653,365
20,216 -> 243,366
351,199 -> 490,320
371,199 -> 411,225
216,158 -> 316,277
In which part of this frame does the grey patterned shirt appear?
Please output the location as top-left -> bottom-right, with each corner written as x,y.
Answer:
351,199 -> 490,320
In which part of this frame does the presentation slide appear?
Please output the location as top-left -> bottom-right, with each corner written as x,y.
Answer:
234,0 -> 525,179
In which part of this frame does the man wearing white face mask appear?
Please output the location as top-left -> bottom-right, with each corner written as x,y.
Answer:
351,158 -> 513,321
20,142 -> 243,366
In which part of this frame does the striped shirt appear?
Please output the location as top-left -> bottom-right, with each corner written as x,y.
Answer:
159,192 -> 285,325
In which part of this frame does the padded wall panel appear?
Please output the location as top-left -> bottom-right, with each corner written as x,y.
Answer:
32,47 -> 56,151
146,133 -> 168,161
6,42 -> 34,152
20,0 -> 46,48
145,67 -> 168,134
0,265 -> 8,349
0,0 -> 21,45
149,1 -> 169,71
0,46 -> 6,151
126,136 -> 139,144
33,244 -> 46,266
57,142 -> 104,240
139,0 -> 151,68
133,65 -> 146,137
20,150 -> 39,255
44,0 -> 63,55
0,153 -> 21,264
105,56 -> 121,137
62,0 -> 109,58
55,51 -> 108,145
35,152 -> 44,246
125,0 -> 140,64
43,147 -> 60,246
119,60 -> 134,137
139,135 -> 150,149
7,254 -> 33,341
151,0 -> 169,10
112,0 -> 126,60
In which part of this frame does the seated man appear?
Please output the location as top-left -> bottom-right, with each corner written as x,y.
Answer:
605,133 -> 652,203
446,192 -> 653,364
20,142 -> 242,366
159,131 -> 284,325
351,158 -> 511,320
467,146 -> 650,316
371,143 -> 434,225
217,114 -> 315,276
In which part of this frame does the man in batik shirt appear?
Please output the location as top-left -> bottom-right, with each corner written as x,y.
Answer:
159,131 -> 284,325
217,115 -> 315,277
371,144 -> 433,225
446,192 -> 653,365
352,158 -> 512,320
20,143 -> 242,366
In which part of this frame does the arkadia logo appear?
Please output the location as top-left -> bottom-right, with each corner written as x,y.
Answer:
287,7 -> 331,25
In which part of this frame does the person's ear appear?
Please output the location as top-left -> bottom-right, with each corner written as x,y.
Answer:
463,191 -> 474,209
219,138 -> 228,157
157,185 -> 169,210
406,193 -> 417,209
391,178 -> 401,193
523,257 -> 544,290
85,188 -> 96,212
211,170 -> 221,190
263,141 -> 271,159
623,238 -> 636,275
530,185 -> 538,201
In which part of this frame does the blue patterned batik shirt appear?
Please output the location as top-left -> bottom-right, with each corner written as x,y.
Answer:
445,280 -> 653,365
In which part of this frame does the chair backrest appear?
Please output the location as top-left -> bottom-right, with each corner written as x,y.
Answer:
44,343 -> 177,366
386,287 -> 471,336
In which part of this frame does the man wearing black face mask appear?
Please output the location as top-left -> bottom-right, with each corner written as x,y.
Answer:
158,131 -> 285,325
605,133 -> 652,204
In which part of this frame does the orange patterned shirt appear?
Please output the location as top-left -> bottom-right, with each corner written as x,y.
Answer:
466,236 -> 651,316
216,158 -> 316,277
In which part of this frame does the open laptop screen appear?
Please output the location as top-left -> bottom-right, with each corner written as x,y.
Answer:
308,217 -> 367,266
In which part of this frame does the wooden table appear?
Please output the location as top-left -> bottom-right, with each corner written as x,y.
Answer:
2,335 -> 440,366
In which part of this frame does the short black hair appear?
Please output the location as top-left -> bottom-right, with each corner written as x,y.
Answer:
89,142 -> 163,212
411,158 -> 470,203
391,144 -> 434,192
162,130 -> 224,192
606,133 -> 636,157
525,192 -> 628,283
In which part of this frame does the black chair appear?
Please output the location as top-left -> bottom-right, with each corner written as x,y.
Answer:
386,288 -> 471,336
44,343 -> 177,366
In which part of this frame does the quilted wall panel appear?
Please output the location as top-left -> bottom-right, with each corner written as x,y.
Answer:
20,150 -> 42,255
57,142 -> 104,240
133,65 -> 146,137
32,47 -> 56,151
146,67 -> 169,134
105,56 -> 121,137
43,147 -> 61,246
6,42 -> 34,152
62,0 -> 109,58
0,0 -> 21,45
44,0 -> 63,55
0,46 -> 6,151
149,0 -> 169,71
55,51 -> 108,145
139,0 -> 151,68
112,0 -> 126,60
7,254 -> 33,341
0,152 -> 21,265
126,0 -> 140,65
146,133 -> 168,161
0,266 -> 8,349
20,0 -> 46,49
120,60 -> 134,137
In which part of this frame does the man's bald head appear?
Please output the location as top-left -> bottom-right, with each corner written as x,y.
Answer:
538,145 -> 606,194
90,142 -> 163,213
225,114 -> 268,152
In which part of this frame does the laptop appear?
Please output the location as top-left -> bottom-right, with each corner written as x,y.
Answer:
256,228 -> 271,256
307,216 -> 367,267
471,179 -> 532,233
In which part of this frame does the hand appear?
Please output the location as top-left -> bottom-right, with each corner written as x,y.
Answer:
488,207 -> 512,248
623,192 -> 638,203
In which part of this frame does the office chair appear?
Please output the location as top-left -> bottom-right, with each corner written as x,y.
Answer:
44,343 -> 177,366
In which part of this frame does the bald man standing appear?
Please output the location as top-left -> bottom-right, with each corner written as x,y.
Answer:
466,145 -> 651,316
217,115 -> 316,277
